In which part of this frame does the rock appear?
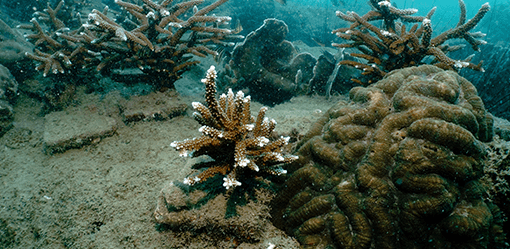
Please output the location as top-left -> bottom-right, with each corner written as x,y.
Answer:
43,108 -> 117,154
0,63 -> 18,136
154,177 -> 276,244
224,18 -> 316,105
119,90 -> 187,123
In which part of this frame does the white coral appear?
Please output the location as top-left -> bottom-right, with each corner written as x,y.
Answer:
223,176 -> 242,189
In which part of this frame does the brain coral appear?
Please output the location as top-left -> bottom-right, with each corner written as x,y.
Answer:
271,65 -> 506,248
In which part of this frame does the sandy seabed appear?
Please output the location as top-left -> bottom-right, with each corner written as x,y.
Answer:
0,77 -> 341,248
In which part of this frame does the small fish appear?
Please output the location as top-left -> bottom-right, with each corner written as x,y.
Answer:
232,19 -> 243,34
213,46 -> 227,64
312,37 -> 326,47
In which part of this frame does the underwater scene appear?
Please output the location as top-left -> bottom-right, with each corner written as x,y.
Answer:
1,0 -> 510,248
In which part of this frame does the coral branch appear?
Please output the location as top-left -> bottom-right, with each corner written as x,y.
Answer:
20,0 -> 240,91
170,66 -> 297,189
333,0 -> 490,85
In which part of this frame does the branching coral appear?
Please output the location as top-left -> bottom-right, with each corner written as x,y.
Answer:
20,0 -> 241,90
271,65 -> 506,248
170,65 -> 297,189
332,0 -> 489,85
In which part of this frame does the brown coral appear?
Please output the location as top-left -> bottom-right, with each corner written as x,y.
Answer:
271,65 -> 505,248
153,65 -> 299,246
170,65 -> 297,189
20,0 -> 240,90
332,0 -> 489,85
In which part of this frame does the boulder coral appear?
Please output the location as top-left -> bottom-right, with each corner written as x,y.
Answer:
222,18 -> 317,105
271,65 -> 506,248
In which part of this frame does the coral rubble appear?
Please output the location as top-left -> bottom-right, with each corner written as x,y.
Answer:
20,0 -> 240,90
271,65 -> 506,248
332,0 -> 489,85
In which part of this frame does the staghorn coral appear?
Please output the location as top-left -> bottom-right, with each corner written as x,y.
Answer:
271,65 -> 506,248
153,65 -> 299,246
170,65 -> 297,189
332,0 -> 489,85
20,0 -> 240,91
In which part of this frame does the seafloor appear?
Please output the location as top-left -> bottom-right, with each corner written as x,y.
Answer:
0,52 -> 342,248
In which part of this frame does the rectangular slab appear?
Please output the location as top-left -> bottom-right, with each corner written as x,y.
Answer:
43,109 -> 117,154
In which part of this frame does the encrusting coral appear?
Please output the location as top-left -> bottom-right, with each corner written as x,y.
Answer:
19,0 -> 241,90
271,65 -> 506,248
332,0 -> 489,85
170,65 -> 297,189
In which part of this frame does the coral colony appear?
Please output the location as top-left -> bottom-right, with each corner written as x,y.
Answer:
333,0 -> 490,85
19,0 -> 241,90
271,65 -> 505,248
170,66 -> 297,189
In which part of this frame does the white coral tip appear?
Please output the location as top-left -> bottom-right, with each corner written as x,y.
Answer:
378,1 -> 391,7
258,137 -> 269,147
274,168 -> 287,175
170,141 -> 178,148
238,158 -> 250,167
183,177 -> 192,185
223,177 -> 241,189
381,30 -> 392,36
282,136 -> 290,143
246,124 -> 255,131
207,65 -> 216,73
192,102 -> 201,109
454,61 -> 469,68
179,150 -> 188,157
